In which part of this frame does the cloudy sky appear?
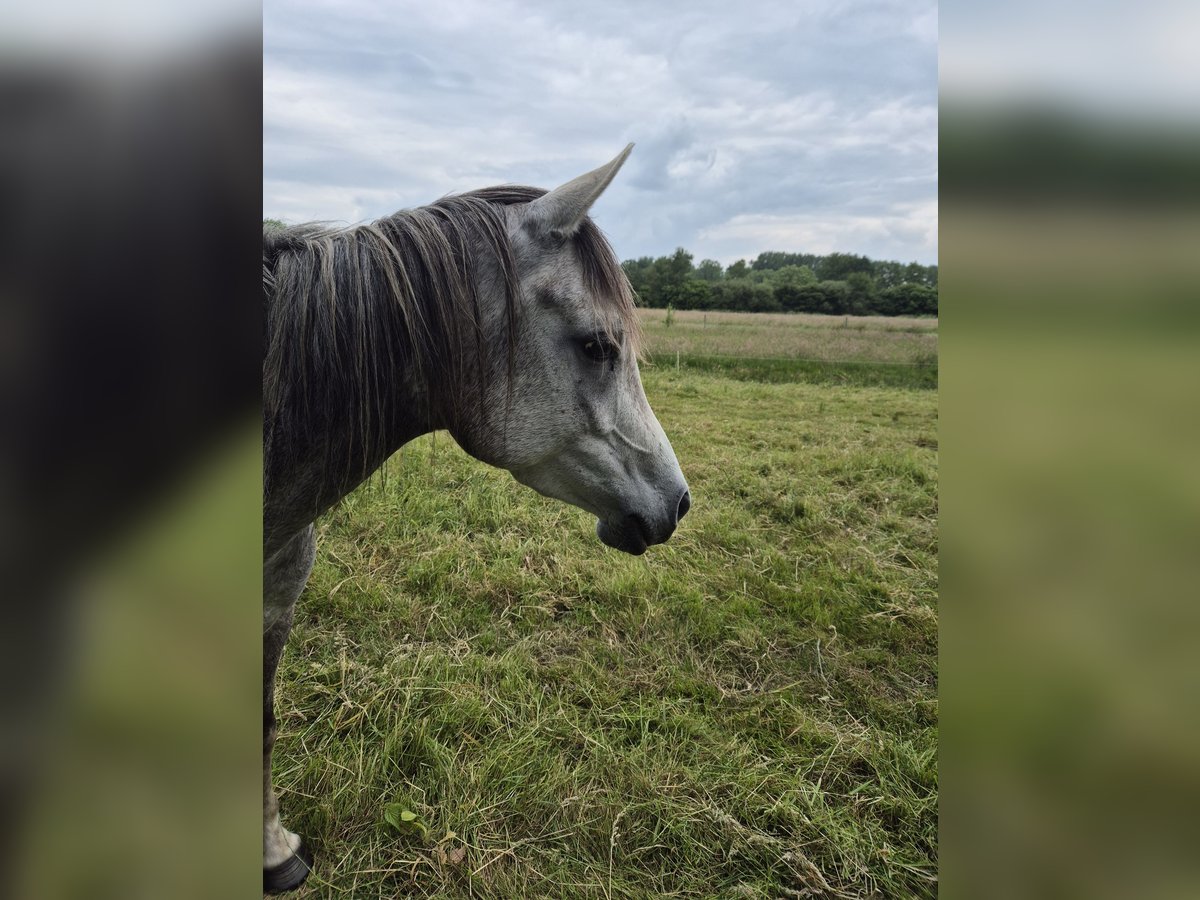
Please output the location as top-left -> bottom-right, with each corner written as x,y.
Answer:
264,0 -> 937,266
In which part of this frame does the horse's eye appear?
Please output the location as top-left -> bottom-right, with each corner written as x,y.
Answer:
581,337 -> 617,362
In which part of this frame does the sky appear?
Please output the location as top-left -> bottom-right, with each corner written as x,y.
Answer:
942,0 -> 1200,118
264,0 -> 938,266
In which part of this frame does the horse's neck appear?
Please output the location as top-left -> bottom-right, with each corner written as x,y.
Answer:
264,341 -> 444,557
266,360 -> 441,529
264,217 -> 498,551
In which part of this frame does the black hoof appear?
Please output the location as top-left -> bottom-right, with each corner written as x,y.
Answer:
264,839 -> 313,894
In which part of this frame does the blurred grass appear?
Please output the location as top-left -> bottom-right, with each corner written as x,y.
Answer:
275,369 -> 939,898
11,427 -> 262,900
942,200 -> 1200,899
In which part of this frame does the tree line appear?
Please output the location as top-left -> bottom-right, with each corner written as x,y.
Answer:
621,250 -> 938,316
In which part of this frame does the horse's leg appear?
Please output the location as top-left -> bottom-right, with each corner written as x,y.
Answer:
263,525 -> 316,893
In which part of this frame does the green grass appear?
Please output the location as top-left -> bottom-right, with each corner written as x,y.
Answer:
637,309 -> 938,390
275,363 -> 938,898
637,309 -> 938,366
643,354 -> 937,390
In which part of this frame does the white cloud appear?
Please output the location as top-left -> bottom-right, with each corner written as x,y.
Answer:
695,197 -> 937,266
264,0 -> 938,263
940,0 -> 1200,115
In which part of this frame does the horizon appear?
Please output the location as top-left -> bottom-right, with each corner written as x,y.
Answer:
263,214 -> 937,271
620,246 -> 939,271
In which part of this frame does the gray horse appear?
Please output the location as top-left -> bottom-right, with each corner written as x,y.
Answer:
262,146 -> 690,892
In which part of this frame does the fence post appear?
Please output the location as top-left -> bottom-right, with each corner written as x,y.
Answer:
675,351 -> 680,371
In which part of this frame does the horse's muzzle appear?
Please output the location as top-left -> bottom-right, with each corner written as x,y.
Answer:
596,488 -> 691,555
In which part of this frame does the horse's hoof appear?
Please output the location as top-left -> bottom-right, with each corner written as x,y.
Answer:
263,839 -> 313,894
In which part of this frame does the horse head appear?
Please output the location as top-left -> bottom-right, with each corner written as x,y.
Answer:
454,146 -> 691,554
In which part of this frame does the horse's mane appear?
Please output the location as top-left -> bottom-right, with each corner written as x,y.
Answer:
263,185 -> 637,498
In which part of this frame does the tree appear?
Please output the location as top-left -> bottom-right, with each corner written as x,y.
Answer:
769,265 -> 817,290
844,272 -> 878,315
880,282 -> 938,316
746,283 -> 781,313
781,284 -> 826,313
650,248 -> 695,308
662,247 -> 694,283
905,262 -> 937,288
775,285 -> 802,312
672,279 -> 713,310
694,259 -> 724,283
872,260 -> 904,291
628,249 -> 695,307
816,252 -> 874,282
622,257 -> 656,304
711,279 -> 779,313
751,251 -> 820,271
814,281 -> 850,315
767,266 -> 817,312
622,249 -> 938,316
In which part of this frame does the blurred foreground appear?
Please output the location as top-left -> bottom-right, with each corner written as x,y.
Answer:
0,16 -> 261,899
942,3 -> 1200,893
943,201 -> 1200,900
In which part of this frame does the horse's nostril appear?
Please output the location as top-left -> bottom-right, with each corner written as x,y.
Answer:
677,489 -> 691,522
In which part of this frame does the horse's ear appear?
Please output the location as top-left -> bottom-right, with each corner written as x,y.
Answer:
526,143 -> 633,238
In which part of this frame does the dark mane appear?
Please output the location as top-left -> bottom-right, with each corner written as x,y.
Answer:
263,184 -> 638,505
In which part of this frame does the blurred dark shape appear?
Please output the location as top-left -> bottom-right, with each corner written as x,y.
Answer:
0,36 -> 260,898
0,42 -> 261,595
942,100 -> 1200,207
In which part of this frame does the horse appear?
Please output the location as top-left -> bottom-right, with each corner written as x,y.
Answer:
262,145 -> 690,892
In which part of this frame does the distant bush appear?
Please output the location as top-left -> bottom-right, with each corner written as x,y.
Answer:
623,248 -> 936,316
710,279 -> 779,313
879,282 -> 939,316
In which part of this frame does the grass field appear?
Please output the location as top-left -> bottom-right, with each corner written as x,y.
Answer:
636,309 -> 938,390
275,313 -> 939,898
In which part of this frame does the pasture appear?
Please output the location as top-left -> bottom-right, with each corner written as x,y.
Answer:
637,309 -> 938,389
274,313 -> 938,898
